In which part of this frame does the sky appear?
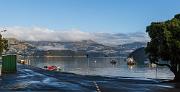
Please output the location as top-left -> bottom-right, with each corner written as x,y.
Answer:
0,0 -> 179,45
0,0 -> 180,33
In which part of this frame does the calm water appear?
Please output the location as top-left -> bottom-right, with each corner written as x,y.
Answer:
27,57 -> 174,79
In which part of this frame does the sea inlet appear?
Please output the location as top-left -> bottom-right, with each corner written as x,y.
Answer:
0,57 -> 179,92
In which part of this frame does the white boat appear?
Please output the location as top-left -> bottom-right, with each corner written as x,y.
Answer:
127,57 -> 136,65
18,59 -> 30,65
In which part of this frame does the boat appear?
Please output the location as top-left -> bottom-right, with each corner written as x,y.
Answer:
44,65 -> 62,71
94,60 -> 96,63
149,63 -> 157,68
18,59 -> 30,65
127,57 -> 136,65
110,60 -> 117,65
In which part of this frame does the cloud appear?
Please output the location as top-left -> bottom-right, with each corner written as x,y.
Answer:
1,26 -> 149,45
92,32 -> 149,45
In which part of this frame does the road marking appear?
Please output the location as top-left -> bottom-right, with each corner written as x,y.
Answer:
93,81 -> 101,92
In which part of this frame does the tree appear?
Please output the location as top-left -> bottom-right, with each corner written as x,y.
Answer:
146,14 -> 180,82
0,34 -> 8,56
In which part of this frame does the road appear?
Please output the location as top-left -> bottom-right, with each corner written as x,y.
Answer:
0,64 -> 180,92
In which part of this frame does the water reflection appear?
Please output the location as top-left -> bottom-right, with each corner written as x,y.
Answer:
128,65 -> 135,70
0,65 -> 1,76
27,57 -> 174,79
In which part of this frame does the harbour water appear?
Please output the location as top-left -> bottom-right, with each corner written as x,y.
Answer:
27,57 -> 174,79
0,57 -> 179,91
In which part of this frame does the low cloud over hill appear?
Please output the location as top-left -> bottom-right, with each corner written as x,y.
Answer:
2,26 -> 149,46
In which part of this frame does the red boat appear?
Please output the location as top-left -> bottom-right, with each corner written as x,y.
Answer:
44,65 -> 57,71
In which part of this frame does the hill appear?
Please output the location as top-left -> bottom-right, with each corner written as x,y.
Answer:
6,38 -> 147,57
128,47 -> 148,64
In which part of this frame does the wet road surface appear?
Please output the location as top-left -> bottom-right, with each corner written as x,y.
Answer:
0,64 -> 180,92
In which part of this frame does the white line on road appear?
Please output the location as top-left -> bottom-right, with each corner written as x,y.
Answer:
93,81 -> 101,92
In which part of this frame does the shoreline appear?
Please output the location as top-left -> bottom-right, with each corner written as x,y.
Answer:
0,64 -> 179,91
26,56 -> 125,58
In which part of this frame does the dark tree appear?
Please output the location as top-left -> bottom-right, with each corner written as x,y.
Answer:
146,14 -> 180,82
0,34 -> 8,55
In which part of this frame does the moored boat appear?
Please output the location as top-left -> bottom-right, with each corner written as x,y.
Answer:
110,60 -> 117,65
127,57 -> 136,65
44,65 -> 62,71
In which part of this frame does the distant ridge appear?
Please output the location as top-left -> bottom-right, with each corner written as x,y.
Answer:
6,38 -> 146,57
